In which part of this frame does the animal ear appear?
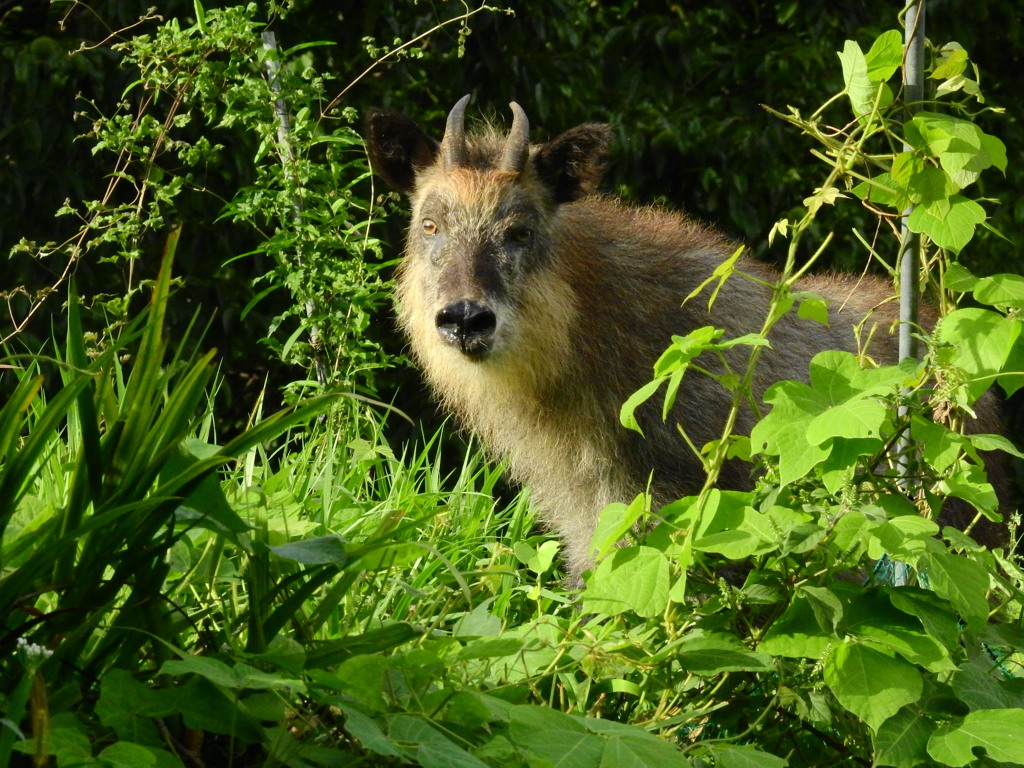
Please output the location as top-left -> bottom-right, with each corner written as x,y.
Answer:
365,109 -> 440,193
533,123 -> 612,203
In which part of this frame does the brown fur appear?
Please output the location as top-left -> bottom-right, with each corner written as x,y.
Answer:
366,103 -> 1006,580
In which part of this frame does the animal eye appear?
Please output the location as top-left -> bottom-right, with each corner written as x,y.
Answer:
508,227 -> 533,244
422,218 -> 438,236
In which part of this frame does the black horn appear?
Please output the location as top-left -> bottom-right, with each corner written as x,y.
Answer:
441,94 -> 471,169
499,101 -> 530,175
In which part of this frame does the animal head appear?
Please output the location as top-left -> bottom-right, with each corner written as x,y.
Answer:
366,96 -> 612,361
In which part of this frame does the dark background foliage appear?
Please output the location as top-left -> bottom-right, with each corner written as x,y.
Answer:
2,0 -> 1022,424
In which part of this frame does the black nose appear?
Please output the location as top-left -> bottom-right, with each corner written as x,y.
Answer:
436,300 -> 497,357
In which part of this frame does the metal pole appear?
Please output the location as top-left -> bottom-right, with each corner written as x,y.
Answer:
891,0 -> 926,588
898,0 -> 925,364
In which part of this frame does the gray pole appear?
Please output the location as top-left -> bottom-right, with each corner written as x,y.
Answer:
892,0 -> 926,587
898,1 -> 925,363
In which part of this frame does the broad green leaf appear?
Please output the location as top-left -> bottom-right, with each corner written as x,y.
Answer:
389,715 -> 490,768
844,592 -> 954,673
868,516 -> 940,566
936,461 -> 998,517
161,656 -> 236,688
919,552 -> 990,629
673,633 -> 773,674
97,668 -> 168,744
967,432 -> 1024,460
508,706 -> 603,768
927,709 -> 1024,766
342,707 -> 402,757
952,660 -> 1024,712
806,399 -> 888,445
590,494 -> 648,560
693,505 -> 775,559
886,587 -> 961,653
931,45 -> 968,80
96,742 -> 162,768
864,30 -> 903,81
267,534 -> 348,566
823,641 -> 923,732
584,546 -> 670,618
838,40 -> 873,117
456,638 -> 529,661
759,597 -> 833,659
710,743 -> 789,768
905,112 -> 1007,186
938,308 -> 1020,401
796,294 -> 830,326
808,350 -> 906,403
750,380 -> 830,483
911,416 -> 966,473
906,195 -> 986,253
583,717 -> 691,767
873,706 -> 935,768
852,172 -> 910,210
944,262 -> 979,293
907,166 -> 958,205
972,272 -> 1024,309
799,586 -> 843,632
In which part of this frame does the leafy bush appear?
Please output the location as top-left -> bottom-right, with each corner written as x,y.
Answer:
1,5 -> 1022,768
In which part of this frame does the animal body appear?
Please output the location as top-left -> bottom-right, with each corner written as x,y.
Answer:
366,96 -> 1005,580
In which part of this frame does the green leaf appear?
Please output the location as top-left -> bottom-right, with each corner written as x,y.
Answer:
931,46 -> 968,80
905,112 -> 1007,186
620,376 -> 665,435
936,461 -> 998,517
944,262 -> 979,293
267,534 -> 348,566
389,715 -> 490,768
938,307 -> 1020,401
852,172 -> 910,210
590,494 -> 648,560
967,432 -> 1024,460
759,595 -> 835,659
806,398 -> 888,445
927,709 -> 1024,766
864,30 -> 903,81
844,592 -> 954,673
341,707 -> 402,757
584,717 -> 691,767
584,546 -> 670,617
796,294 -> 830,326
972,272 -> 1024,309
673,633 -> 773,674
508,706 -> 603,767
693,505 -> 775,559
906,195 -> 986,253
919,552 -> 990,629
873,706 -> 935,768
886,587 -> 961,653
838,40 -> 873,117
823,641 -> 923,732
911,416 -> 967,473
952,660 -> 1024,712
709,744 -> 789,768
799,586 -> 843,632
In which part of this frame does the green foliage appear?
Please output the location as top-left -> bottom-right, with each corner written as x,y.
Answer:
605,26 -> 1024,768
3,6 -> 1024,768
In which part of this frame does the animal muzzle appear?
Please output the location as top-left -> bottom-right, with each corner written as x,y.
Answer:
435,300 -> 497,358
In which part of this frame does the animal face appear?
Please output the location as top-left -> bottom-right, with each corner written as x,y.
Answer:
407,170 -> 549,359
366,97 -> 612,361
